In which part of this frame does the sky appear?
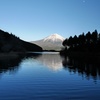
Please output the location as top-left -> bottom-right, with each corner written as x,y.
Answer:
0,0 -> 100,41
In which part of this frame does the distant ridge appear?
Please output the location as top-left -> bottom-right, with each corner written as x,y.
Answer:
31,34 -> 65,51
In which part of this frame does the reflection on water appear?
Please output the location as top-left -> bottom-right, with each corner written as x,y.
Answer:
31,52 -> 100,81
0,52 -> 100,100
1,52 -> 100,81
35,52 -> 63,71
62,55 -> 100,81
0,54 -> 22,74
0,53 -> 41,74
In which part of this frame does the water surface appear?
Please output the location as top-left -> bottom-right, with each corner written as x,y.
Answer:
0,52 -> 100,100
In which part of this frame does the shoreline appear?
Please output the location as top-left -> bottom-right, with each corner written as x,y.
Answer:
60,51 -> 100,58
0,52 -> 26,60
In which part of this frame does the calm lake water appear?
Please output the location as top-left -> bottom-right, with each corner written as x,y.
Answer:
0,52 -> 100,100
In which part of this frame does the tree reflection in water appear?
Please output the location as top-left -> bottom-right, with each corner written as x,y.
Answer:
0,53 -> 41,74
61,55 -> 100,81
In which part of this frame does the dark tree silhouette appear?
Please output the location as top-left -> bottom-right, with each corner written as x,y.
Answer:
62,38 -> 68,47
0,29 -> 43,52
60,30 -> 100,54
91,30 -> 98,43
86,31 -> 91,43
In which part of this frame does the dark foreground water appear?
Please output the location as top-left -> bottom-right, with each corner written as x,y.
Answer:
0,52 -> 100,100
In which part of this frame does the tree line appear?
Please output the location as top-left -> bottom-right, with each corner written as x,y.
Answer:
62,30 -> 100,52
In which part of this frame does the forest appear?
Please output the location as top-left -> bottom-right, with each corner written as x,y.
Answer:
61,30 -> 100,55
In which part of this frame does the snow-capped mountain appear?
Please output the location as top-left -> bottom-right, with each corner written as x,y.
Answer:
31,34 -> 65,51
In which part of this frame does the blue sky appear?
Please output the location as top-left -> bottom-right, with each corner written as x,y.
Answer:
0,0 -> 100,41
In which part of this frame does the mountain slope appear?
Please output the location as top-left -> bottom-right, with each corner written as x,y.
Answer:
31,34 -> 65,51
0,29 -> 42,52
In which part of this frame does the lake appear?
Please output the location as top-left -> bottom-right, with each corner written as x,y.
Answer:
0,52 -> 100,100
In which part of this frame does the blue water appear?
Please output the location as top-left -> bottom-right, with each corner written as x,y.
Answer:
0,52 -> 100,100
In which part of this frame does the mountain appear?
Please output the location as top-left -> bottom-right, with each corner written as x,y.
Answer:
0,29 -> 42,52
31,34 -> 65,51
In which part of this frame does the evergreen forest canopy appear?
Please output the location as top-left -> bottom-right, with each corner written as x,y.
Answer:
0,29 -> 42,52
62,30 -> 100,53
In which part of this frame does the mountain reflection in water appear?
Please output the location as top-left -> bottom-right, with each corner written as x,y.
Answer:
0,52 -> 100,100
0,52 -> 100,81
35,52 -> 63,71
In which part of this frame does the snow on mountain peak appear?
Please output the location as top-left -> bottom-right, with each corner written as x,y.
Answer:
43,33 -> 64,42
31,33 -> 65,51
